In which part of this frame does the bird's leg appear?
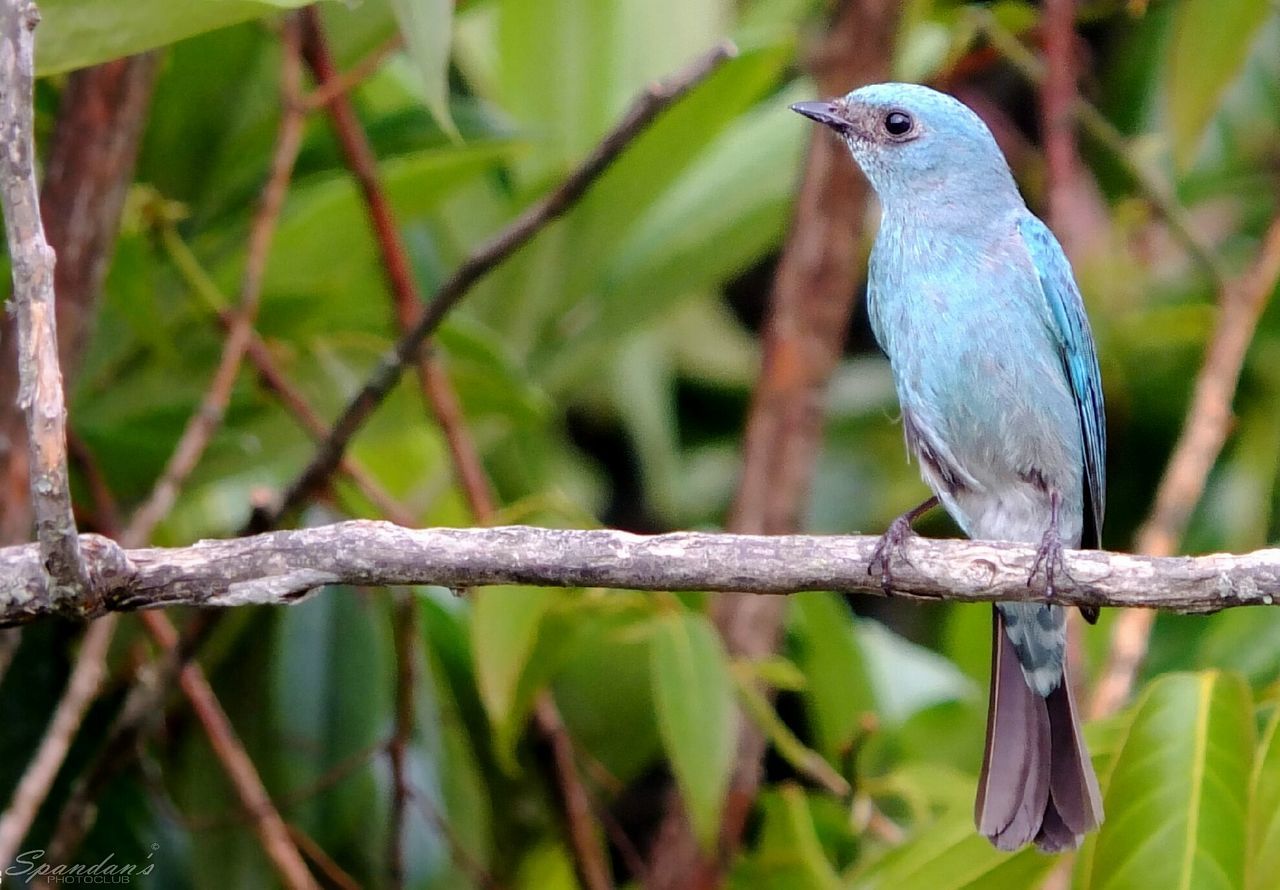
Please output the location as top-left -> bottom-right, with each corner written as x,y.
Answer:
868,495 -> 940,593
1028,489 -> 1077,596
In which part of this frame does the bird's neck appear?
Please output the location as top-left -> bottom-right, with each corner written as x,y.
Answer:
879,191 -> 1021,241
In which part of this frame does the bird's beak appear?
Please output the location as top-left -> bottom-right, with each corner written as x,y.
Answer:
790,99 -> 854,135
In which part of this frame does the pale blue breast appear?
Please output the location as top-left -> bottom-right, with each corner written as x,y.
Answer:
868,211 -> 1084,546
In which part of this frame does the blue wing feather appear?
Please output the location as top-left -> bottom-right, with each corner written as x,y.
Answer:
1016,215 -> 1106,547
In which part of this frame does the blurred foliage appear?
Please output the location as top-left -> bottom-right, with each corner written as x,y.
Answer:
2,0 -> 1280,887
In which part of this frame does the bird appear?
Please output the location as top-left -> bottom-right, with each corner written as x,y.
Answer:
791,83 -> 1106,852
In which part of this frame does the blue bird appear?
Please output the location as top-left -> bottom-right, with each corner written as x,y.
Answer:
792,84 -> 1105,851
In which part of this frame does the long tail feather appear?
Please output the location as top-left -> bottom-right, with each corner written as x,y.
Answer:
975,607 -> 1102,851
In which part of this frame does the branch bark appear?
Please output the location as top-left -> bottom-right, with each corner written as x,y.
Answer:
0,1 -> 88,608
2,524 -> 1277,624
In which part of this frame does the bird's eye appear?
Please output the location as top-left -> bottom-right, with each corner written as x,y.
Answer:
883,111 -> 913,137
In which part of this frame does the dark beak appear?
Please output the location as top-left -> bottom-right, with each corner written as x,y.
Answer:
790,100 -> 853,135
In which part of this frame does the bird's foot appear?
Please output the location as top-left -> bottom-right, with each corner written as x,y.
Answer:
1027,525 -> 1077,599
868,514 -> 916,594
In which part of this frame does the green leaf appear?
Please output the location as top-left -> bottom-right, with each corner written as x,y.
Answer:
390,0 -> 460,140
38,0 -> 313,76
471,586 -> 554,771
552,604 -> 663,785
1080,671 -> 1254,890
651,610 -> 738,852
1248,707 -> 1280,890
1168,0 -> 1273,169
789,592 -> 875,761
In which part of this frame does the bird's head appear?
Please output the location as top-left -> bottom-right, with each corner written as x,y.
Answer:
791,83 -> 1018,210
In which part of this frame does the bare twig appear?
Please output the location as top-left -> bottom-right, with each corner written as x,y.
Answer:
4,524 -> 1280,621
303,33 -> 403,111
257,39 -> 738,531
123,20 -> 307,546
0,50 -> 159,543
0,1 -> 89,608
1091,215 -> 1280,718
0,615 -> 116,867
287,824 -> 363,890
157,225 -> 417,527
137,610 -> 318,890
535,696 -> 614,890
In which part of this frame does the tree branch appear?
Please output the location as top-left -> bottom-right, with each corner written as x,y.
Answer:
0,0 -> 89,608
1,524 -> 1277,624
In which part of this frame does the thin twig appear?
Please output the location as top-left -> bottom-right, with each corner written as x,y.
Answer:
156,225 -> 417,527
0,0 -> 89,609
122,19 -> 307,546
6,524 -> 1280,621
137,610 -> 319,890
301,12 -> 498,519
256,39 -> 738,531
303,33 -> 404,111
286,824 -> 363,890
0,615 -> 116,867
535,696 -> 614,890
1090,215 -> 1280,718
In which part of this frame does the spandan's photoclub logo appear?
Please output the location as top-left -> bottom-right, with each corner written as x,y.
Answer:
3,845 -> 158,884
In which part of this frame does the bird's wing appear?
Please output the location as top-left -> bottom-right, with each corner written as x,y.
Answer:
1015,214 -> 1106,547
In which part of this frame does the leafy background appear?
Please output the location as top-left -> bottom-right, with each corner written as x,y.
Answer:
3,0 -> 1280,887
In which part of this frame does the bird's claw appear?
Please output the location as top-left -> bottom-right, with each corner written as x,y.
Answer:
1027,526 -> 1076,599
868,514 -> 916,594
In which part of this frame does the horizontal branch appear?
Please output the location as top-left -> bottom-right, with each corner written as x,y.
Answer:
0,523 -> 1276,625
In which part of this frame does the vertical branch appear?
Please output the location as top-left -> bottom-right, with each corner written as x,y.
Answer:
1090,215 -> 1280,718
648,2 -> 900,886
1038,0 -> 1107,264
0,1 -> 88,607
0,51 -> 159,544
0,43 -> 157,868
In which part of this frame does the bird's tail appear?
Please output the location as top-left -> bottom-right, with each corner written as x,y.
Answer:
974,607 -> 1104,852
